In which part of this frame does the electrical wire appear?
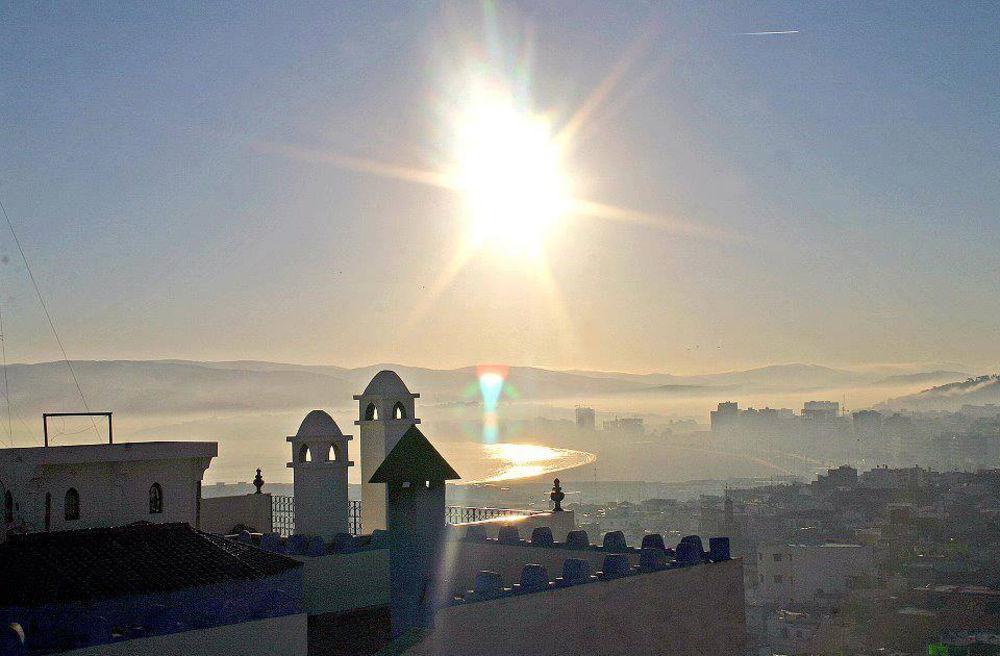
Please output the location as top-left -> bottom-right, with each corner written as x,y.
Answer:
0,302 -> 12,446
0,195 -> 101,441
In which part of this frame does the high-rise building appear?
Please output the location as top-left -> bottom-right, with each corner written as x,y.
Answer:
602,416 -> 644,434
575,406 -> 596,431
852,410 -> 883,441
802,401 -> 840,421
711,402 -> 741,433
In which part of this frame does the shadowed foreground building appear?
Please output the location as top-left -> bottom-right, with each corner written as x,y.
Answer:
0,523 -> 305,655
0,370 -> 747,655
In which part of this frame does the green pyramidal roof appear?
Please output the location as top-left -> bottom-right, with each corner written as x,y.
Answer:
368,425 -> 461,484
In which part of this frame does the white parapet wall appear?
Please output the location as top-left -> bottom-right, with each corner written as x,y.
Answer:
409,559 -> 748,656
441,538 -> 637,595
51,614 -> 308,656
294,549 -> 390,615
200,493 -> 273,535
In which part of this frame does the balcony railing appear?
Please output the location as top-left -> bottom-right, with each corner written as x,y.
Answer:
444,505 -> 540,525
272,495 -> 294,536
271,497 -> 540,537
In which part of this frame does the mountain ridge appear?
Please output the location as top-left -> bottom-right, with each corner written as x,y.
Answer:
0,359 -> 980,417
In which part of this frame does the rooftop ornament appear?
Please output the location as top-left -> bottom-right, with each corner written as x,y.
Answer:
550,478 -> 565,511
253,468 -> 264,494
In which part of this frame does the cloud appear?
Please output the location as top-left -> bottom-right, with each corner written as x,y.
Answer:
740,30 -> 800,36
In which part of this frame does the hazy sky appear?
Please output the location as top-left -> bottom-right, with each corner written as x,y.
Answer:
1,2 -> 998,374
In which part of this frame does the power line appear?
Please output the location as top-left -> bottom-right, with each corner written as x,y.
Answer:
0,195 -> 100,441
0,302 -> 12,446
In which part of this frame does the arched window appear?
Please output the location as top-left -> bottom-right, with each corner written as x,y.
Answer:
393,402 -> 407,420
3,490 -> 12,524
149,483 -> 163,514
329,443 -> 340,461
364,402 -> 378,421
64,488 -> 80,521
299,444 -> 312,463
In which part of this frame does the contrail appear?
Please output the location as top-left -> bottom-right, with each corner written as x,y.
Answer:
740,30 -> 800,36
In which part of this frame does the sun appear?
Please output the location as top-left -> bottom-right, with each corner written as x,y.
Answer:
451,84 -> 572,257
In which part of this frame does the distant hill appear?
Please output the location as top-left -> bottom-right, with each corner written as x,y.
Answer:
871,370 -> 970,387
686,363 -> 868,389
0,359 -> 984,418
564,363 -> 866,389
0,360 -> 654,417
877,375 -> 1000,412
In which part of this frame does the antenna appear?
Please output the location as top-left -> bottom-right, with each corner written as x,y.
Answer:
42,412 -> 113,447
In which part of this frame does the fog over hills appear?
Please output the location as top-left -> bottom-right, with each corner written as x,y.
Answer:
870,371 -> 971,387
0,359 -> 978,417
877,375 -> 1000,412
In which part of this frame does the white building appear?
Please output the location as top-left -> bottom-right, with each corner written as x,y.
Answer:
756,543 -> 875,605
1,441 -> 216,537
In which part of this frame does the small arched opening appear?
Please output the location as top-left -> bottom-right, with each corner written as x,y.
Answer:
392,402 -> 407,420
149,483 -> 163,514
64,488 -> 80,521
329,443 -> 340,461
299,444 -> 312,463
364,402 -> 379,421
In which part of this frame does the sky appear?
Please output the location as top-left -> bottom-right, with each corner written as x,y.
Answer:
1,2 -> 998,375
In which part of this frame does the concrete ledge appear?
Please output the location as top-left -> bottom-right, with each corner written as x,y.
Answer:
409,559 -> 748,656
52,613 -> 308,656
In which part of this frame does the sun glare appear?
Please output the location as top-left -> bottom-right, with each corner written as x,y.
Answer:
451,85 -> 571,256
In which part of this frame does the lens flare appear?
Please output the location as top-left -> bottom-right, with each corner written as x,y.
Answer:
476,364 -> 508,444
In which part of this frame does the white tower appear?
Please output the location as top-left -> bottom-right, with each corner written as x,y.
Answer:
369,424 -> 460,637
286,410 -> 353,539
354,370 -> 419,533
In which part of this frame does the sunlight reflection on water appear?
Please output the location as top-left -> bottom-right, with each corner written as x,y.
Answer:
444,442 -> 597,484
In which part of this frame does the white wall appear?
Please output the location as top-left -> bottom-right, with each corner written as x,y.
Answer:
52,614 -> 307,656
756,543 -> 875,605
200,493 -> 273,535
295,549 -> 389,615
1,443 -> 215,533
408,560 -> 748,656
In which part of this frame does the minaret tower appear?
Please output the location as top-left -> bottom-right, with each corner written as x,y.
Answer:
354,370 -> 419,533
286,410 -> 353,539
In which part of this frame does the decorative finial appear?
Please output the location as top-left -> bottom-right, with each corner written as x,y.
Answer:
253,468 -> 264,494
550,478 -> 565,512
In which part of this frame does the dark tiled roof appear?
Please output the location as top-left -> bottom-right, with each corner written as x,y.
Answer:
309,607 -> 391,656
368,425 -> 460,484
0,522 -> 301,607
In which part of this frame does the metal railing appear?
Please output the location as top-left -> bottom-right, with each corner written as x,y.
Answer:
349,500 -> 361,535
272,495 -> 295,536
445,505 -> 541,524
270,497 -> 539,537
271,496 -> 362,537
